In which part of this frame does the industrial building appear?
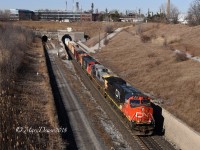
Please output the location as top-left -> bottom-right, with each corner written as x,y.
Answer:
0,9 -> 36,21
0,1 -> 93,21
33,1 -> 92,21
0,9 -> 92,22
35,10 -> 92,21
8,9 -> 19,20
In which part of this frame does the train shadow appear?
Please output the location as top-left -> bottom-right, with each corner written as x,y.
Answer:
64,44 -> 72,60
43,41 -> 77,150
151,103 -> 165,136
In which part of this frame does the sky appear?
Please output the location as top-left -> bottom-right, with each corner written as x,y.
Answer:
0,0 -> 194,14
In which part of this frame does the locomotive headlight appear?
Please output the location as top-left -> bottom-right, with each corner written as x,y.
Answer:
142,107 -> 144,112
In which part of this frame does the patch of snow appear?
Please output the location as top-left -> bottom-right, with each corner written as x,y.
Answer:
101,119 -> 130,149
175,49 -> 200,63
63,62 -> 131,149
191,56 -> 200,62
77,27 -> 125,54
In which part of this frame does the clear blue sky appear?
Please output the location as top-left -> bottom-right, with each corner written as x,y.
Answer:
0,0 -> 193,14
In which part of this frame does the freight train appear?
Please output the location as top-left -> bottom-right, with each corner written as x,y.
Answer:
64,40 -> 155,135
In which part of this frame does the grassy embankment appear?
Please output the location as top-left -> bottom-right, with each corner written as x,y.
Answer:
0,23 -> 62,149
94,23 -> 200,132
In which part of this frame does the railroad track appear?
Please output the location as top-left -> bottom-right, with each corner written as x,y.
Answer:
46,47 -> 105,150
69,54 -> 175,150
46,38 -> 175,149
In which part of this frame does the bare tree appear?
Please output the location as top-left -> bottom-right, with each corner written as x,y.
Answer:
160,4 -> 166,14
159,3 -> 180,23
170,4 -> 180,23
188,0 -> 200,25
0,10 -> 11,21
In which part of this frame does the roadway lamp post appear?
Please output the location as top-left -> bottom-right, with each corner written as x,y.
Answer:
98,27 -> 100,50
58,11 -> 60,21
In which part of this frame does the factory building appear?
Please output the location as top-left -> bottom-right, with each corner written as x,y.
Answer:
35,10 -> 92,22
0,9 -> 36,21
0,9 -> 92,22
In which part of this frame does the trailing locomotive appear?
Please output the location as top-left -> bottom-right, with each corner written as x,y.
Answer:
65,40 -> 155,135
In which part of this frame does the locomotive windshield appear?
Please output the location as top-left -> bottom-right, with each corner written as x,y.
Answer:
102,68 -> 108,72
130,99 -> 150,107
130,100 -> 140,107
141,99 -> 151,106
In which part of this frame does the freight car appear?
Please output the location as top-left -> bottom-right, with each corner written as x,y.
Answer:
65,41 -> 155,135
82,56 -> 99,74
65,40 -> 88,64
74,49 -> 85,62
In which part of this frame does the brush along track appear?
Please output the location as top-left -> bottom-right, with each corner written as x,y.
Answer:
69,54 -> 176,150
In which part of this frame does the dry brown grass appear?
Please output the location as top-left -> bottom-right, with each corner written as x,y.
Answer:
85,33 -> 105,47
94,23 -> 200,132
13,21 -> 131,39
13,21 -> 131,49
152,37 -> 165,46
12,21 -> 200,132
165,35 -> 181,45
0,31 -> 62,149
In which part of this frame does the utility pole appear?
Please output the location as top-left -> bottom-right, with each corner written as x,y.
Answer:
73,0 -> 75,21
167,0 -> 170,19
98,28 -> 100,50
91,3 -> 94,13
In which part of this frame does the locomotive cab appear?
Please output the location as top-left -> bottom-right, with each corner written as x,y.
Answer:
121,96 -> 155,135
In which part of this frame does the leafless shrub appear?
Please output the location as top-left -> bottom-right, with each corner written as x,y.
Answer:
140,34 -> 151,43
0,9 -> 11,21
169,46 -> 175,51
188,0 -> 200,25
149,32 -> 157,39
135,24 -> 143,35
104,25 -> 114,33
163,38 -> 167,47
148,52 -> 156,57
175,52 -> 188,62
155,59 -> 162,65
170,4 -> 180,24
103,33 -> 109,45
104,38 -> 109,45
0,23 -> 34,91
189,50 -> 195,57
